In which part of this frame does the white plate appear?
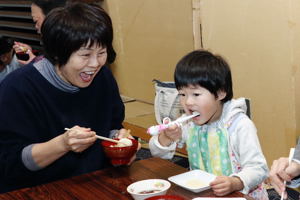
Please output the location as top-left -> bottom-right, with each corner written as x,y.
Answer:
168,170 -> 216,193
192,198 -> 246,200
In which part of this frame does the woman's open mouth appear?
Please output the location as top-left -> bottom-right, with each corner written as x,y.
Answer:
80,71 -> 95,82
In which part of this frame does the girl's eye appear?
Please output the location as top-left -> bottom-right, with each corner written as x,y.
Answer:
178,93 -> 185,97
193,93 -> 200,96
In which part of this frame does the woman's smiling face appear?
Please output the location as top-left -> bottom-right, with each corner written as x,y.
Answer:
55,42 -> 107,88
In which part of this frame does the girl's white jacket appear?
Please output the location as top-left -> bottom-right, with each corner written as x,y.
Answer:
149,98 -> 269,194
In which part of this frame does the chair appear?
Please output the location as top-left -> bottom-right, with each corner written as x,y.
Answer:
244,98 -> 251,118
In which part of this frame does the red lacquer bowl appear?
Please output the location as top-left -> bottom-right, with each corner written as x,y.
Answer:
101,138 -> 138,165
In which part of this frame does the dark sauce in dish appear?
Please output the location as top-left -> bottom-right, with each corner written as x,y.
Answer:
138,189 -> 161,194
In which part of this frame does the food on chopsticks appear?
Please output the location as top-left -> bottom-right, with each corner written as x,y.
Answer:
110,129 -> 133,147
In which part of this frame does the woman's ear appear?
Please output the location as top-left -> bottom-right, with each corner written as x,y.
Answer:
217,90 -> 227,101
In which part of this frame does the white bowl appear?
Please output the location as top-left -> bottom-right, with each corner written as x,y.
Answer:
127,179 -> 171,200
168,170 -> 216,193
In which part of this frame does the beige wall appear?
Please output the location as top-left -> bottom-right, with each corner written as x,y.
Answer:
200,0 -> 300,165
104,0 -> 300,166
104,0 -> 194,101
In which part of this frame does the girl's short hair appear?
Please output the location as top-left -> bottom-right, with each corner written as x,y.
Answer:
174,50 -> 233,102
41,2 -> 116,67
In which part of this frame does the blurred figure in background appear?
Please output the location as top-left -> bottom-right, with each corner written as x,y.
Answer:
0,36 -> 22,83
14,0 -> 67,64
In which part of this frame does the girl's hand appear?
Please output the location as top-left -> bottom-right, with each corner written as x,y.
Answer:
63,125 -> 97,153
158,118 -> 182,147
210,176 -> 244,196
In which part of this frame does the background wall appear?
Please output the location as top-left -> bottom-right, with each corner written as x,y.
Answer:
104,0 -> 194,101
103,0 -> 300,166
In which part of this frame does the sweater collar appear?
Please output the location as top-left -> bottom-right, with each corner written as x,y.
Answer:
33,58 -> 80,93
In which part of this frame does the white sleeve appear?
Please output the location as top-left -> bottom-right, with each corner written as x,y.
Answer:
229,116 -> 269,194
149,135 -> 177,159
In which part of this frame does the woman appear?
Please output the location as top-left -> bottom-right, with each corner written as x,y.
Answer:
0,2 -> 129,193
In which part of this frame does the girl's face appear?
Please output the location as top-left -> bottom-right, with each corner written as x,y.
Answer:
56,43 -> 107,88
178,84 -> 226,125
31,3 -> 45,33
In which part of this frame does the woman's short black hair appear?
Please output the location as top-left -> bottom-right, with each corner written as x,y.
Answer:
41,2 -> 116,67
31,0 -> 67,15
174,50 -> 233,103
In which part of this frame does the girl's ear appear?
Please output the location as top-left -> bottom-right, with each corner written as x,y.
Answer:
217,90 -> 226,101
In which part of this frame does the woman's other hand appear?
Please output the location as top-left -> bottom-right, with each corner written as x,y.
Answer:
116,128 -> 141,165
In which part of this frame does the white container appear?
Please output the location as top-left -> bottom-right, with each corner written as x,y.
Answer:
168,170 -> 216,193
127,179 -> 171,200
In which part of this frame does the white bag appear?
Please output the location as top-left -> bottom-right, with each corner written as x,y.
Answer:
153,79 -> 184,124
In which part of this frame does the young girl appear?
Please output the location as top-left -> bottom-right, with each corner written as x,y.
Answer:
149,50 -> 268,199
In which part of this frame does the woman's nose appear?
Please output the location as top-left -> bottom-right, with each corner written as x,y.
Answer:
88,56 -> 100,67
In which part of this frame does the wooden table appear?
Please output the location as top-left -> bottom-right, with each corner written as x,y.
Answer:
0,157 -> 254,200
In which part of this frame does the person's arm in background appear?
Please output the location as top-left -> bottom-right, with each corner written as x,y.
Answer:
269,141 -> 300,198
13,42 -> 36,65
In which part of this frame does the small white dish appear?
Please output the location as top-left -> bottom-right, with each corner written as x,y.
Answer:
127,179 -> 171,200
168,170 -> 216,193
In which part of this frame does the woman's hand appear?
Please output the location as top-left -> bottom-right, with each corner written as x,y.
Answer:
210,176 -> 244,196
62,125 -> 97,153
31,126 -> 96,168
